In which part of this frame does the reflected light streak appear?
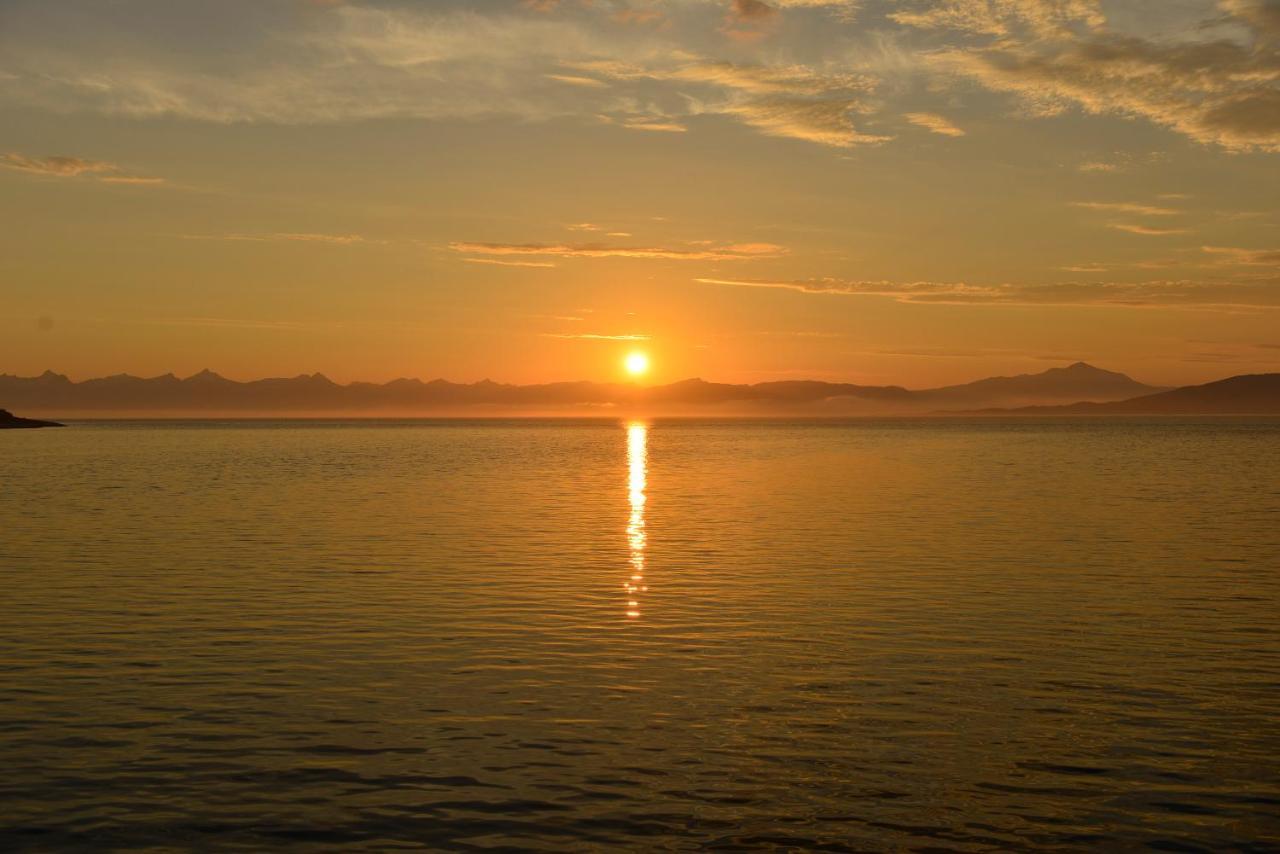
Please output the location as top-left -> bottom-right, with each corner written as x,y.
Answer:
625,422 -> 648,619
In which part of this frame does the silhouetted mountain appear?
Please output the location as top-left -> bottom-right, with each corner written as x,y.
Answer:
0,362 -> 1181,416
0,409 -> 63,428
920,362 -> 1164,407
981,374 -> 1280,415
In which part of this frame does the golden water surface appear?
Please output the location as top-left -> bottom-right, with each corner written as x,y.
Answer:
2,418 -> 1278,850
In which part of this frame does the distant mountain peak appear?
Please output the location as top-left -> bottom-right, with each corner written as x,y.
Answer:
1058,361 -> 1116,375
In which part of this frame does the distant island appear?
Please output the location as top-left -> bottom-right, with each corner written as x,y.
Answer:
0,409 -> 64,429
968,374 -> 1280,416
1,362 -> 1276,417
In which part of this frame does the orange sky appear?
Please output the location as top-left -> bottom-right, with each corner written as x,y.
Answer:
1,0 -> 1278,388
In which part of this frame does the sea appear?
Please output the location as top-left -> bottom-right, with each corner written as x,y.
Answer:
2,418 -> 1278,851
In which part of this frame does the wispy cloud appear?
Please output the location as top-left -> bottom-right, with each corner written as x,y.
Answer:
621,118 -> 688,133
1202,245 -> 1280,266
545,73 -> 608,88
1077,160 -> 1121,173
1108,224 -> 1189,236
3,152 -> 165,186
904,112 -> 965,137
0,4 -> 888,149
184,232 -> 377,245
722,98 -> 890,147
464,257 -> 558,268
98,175 -> 168,186
696,275 -> 1280,308
452,240 -> 788,261
1073,201 -> 1179,217
542,332 -> 651,340
2,153 -> 116,177
927,11 -> 1280,152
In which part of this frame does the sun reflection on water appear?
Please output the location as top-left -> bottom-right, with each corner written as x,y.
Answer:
625,422 -> 648,619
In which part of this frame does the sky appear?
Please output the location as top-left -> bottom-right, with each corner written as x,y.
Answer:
1,0 -> 1278,388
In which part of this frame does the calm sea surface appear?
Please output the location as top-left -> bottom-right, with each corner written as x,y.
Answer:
2,419 -> 1278,851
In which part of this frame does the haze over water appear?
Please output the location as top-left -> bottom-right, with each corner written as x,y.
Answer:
3,418 -> 1279,850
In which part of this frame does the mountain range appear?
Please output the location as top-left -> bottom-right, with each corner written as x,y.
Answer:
5,361 -> 1268,416
980,373 -> 1280,415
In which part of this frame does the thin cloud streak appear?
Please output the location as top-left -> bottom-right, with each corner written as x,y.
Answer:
542,333 -> 651,340
183,233 -> 378,245
452,241 -> 788,260
3,152 -> 166,186
1073,201 -> 1180,217
696,276 -> 1280,308
1108,224 -> 1190,236
904,112 -> 966,137
464,258 -> 558,268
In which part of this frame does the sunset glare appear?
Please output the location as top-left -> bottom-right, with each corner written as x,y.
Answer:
624,352 -> 651,378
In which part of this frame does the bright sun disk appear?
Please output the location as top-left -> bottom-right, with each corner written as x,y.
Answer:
624,351 -> 650,377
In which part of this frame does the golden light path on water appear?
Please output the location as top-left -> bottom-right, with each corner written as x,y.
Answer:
625,422 -> 648,619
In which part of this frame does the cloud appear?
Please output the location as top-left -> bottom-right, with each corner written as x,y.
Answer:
1108,223 -> 1189,236
3,151 -> 168,187
731,0 -> 778,21
463,257 -> 558,268
545,73 -> 609,88
696,275 -> 1280,307
1202,245 -> 1280,265
1,153 -> 116,176
1073,201 -> 1180,216
542,333 -> 651,340
3,0 -> 1276,155
890,0 -> 1106,38
904,112 -> 966,136
451,240 -> 788,260
99,175 -> 168,186
1077,160 -> 1120,173
186,232 -> 376,245
0,3 -> 883,149
622,118 -> 688,132
931,25 -> 1280,152
572,58 -> 875,99
1219,0 -> 1280,41
722,0 -> 779,42
722,98 -> 890,147
575,59 -> 883,146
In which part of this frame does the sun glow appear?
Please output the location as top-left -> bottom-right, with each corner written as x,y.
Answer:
624,351 -> 650,377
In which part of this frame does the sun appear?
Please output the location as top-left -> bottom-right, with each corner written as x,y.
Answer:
624,351 -> 650,378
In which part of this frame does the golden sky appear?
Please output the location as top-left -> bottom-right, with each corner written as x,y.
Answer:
1,0 -> 1278,387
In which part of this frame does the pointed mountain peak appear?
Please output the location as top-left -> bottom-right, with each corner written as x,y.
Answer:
186,368 -> 226,382
38,369 -> 71,382
1056,361 -> 1127,378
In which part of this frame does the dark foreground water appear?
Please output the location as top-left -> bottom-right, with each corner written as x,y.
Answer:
2,418 -> 1278,851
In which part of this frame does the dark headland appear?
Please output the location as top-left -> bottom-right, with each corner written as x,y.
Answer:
0,409 -> 64,429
